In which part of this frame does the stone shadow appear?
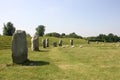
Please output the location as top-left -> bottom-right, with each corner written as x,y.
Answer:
40,49 -> 49,52
6,59 -> 50,67
22,59 -> 50,66
32,49 -> 49,52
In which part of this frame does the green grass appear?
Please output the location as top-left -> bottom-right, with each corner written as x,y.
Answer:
0,36 -> 86,50
0,36 -> 12,50
0,36 -> 120,80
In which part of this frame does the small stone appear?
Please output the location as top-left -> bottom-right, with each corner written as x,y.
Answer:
46,38 -> 49,47
42,39 -> 46,48
70,39 -> 74,45
79,45 -> 83,48
53,42 -> 57,47
29,63 -> 34,66
59,39 -> 62,46
71,45 -> 75,48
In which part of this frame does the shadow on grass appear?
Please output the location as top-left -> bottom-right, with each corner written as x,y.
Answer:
40,49 -> 49,52
6,59 -> 50,67
22,60 -> 50,66
32,49 -> 49,52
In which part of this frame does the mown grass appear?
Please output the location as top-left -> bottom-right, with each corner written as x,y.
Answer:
0,36 -> 120,80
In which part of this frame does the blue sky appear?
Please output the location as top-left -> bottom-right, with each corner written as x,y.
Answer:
0,0 -> 120,37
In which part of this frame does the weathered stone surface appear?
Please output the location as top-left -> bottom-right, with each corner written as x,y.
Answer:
88,40 -> 90,44
70,39 -> 74,45
96,41 -> 99,44
58,39 -> 62,46
42,39 -> 46,48
53,42 -> 57,47
31,33 -> 39,51
12,30 -> 28,64
46,38 -> 49,47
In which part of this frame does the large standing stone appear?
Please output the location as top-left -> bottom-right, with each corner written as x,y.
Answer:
42,39 -> 46,48
46,38 -> 49,47
58,39 -> 62,46
31,33 -> 39,51
70,39 -> 74,45
12,30 -> 28,64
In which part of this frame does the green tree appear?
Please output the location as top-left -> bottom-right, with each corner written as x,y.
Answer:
88,33 -> 120,42
61,33 -> 66,37
113,35 -> 119,42
107,33 -> 114,42
97,34 -> 107,42
36,25 -> 45,36
45,32 -> 60,38
67,32 -> 82,38
61,33 -> 66,36
3,22 -> 16,36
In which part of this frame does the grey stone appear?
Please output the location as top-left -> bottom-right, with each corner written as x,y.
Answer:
59,39 -> 62,46
31,33 -> 39,51
70,39 -> 73,45
53,42 -> 57,47
42,39 -> 46,48
12,30 -> 28,64
46,38 -> 49,47
96,41 -> 99,44
88,40 -> 90,44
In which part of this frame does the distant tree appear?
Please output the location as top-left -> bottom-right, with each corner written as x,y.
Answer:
26,33 -> 31,37
45,32 -> 60,38
113,35 -> 119,42
96,34 -> 107,42
61,33 -> 66,36
36,25 -> 45,36
87,33 -> 120,42
107,33 -> 114,42
67,32 -> 82,38
60,33 -> 66,38
3,22 -> 16,36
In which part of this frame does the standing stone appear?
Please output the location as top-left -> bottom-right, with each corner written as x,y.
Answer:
70,39 -> 74,45
58,39 -> 62,46
88,40 -> 90,44
12,30 -> 28,64
53,42 -> 57,47
96,41 -> 99,44
46,38 -> 49,47
31,33 -> 39,51
42,39 -> 46,48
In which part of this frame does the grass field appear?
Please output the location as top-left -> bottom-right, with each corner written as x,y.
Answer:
0,36 -> 120,80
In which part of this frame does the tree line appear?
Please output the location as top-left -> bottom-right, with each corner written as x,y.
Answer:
87,33 -> 120,42
2,22 -> 82,39
2,22 -> 45,36
45,32 -> 82,38
1,22 -> 120,42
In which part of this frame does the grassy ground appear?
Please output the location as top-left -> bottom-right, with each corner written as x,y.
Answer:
0,36 -> 120,80
0,36 -> 86,50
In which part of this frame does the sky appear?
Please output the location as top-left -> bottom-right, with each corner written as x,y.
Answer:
0,0 -> 120,37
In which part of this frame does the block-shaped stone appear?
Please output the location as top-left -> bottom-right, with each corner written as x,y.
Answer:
12,30 -> 28,64
31,33 -> 39,51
